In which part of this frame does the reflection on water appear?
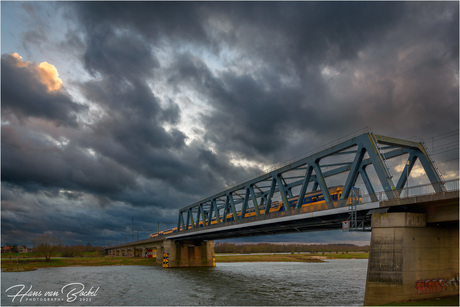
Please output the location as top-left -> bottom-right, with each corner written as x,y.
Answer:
1,259 -> 368,306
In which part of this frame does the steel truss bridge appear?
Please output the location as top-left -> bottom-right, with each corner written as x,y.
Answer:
173,132 -> 454,240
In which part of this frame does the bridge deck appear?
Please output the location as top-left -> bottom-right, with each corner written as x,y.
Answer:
106,187 -> 458,251
168,202 -> 379,241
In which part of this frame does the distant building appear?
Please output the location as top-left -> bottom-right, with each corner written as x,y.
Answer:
1,246 -> 13,253
18,245 -> 32,253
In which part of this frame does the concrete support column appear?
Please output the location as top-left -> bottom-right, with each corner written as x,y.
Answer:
157,246 -> 165,265
142,247 -> 146,258
364,212 -> 459,305
162,239 -> 215,268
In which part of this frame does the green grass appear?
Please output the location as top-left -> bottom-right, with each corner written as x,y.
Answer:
1,252 -> 51,258
1,251 -> 103,258
215,252 -> 368,262
215,254 -> 323,262
1,256 -> 157,272
323,252 -> 369,259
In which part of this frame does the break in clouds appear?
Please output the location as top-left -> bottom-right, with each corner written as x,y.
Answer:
1,2 -> 458,246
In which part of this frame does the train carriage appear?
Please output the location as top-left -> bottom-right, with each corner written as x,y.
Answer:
150,185 -> 361,238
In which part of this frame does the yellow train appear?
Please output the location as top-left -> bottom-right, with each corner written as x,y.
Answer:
150,185 -> 359,238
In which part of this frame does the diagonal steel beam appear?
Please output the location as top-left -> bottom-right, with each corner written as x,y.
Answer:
222,196 -> 230,222
338,145 -> 366,207
276,174 -> 291,215
415,143 -> 446,192
363,134 -> 398,199
207,200 -> 215,225
396,151 -> 418,191
359,165 -> 377,202
248,185 -> 261,216
312,161 -> 333,208
178,213 -> 186,232
265,178 -> 277,215
211,199 -> 220,224
295,165 -> 313,211
228,193 -> 239,220
241,188 -> 250,219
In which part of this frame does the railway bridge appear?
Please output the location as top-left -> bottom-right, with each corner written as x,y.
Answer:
105,132 -> 459,305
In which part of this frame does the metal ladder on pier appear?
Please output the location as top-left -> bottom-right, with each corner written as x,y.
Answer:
344,188 -> 371,232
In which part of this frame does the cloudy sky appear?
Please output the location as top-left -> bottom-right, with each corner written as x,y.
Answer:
1,1 -> 458,247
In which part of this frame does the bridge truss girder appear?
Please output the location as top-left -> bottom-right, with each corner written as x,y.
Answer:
177,132 -> 445,232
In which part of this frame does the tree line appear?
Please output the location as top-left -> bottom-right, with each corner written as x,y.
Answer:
214,242 -> 369,254
3,235 -> 102,261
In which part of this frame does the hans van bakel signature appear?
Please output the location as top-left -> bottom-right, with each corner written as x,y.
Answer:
5,283 -> 99,303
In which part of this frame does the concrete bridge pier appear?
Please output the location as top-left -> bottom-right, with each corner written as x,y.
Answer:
364,212 -> 459,305
161,239 -> 215,268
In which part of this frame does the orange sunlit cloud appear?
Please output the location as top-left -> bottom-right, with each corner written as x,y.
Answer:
11,52 -> 28,67
10,52 -> 63,92
38,61 -> 63,91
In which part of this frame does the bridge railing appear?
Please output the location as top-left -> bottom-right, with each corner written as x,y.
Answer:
173,179 -> 459,236
361,178 -> 459,203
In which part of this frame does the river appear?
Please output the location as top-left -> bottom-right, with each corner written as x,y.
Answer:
1,259 -> 368,306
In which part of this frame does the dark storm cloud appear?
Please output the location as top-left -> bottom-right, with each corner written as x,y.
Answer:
82,26 -> 159,79
68,2 -> 260,193
69,1 -> 458,163
1,53 -> 85,127
187,1 -> 458,160
214,2 -> 405,65
70,1 -> 208,44
1,184 -> 161,245
167,54 -> 313,157
1,121 -> 138,198
68,2 -> 193,185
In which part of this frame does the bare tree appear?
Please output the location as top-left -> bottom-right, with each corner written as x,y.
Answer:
32,235 -> 61,261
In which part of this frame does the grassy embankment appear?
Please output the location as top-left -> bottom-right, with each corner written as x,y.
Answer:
1,252 -> 368,272
1,256 -> 156,272
215,252 -> 368,262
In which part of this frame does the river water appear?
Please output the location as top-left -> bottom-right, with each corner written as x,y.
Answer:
1,259 -> 368,306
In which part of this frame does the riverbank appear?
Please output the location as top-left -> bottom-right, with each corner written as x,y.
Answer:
1,252 -> 368,272
215,252 -> 368,262
1,256 -> 156,272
